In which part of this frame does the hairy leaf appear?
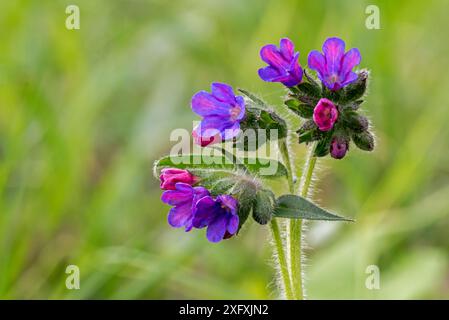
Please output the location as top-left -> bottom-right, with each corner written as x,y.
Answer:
274,194 -> 353,221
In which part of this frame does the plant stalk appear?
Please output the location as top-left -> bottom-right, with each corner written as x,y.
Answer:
289,141 -> 318,299
269,219 -> 294,299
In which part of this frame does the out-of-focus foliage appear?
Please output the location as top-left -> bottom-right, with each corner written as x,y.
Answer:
0,0 -> 448,299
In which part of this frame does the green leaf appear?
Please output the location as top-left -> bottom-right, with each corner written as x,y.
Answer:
153,154 -> 288,179
273,195 -> 353,221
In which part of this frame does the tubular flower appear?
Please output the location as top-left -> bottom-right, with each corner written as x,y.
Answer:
161,183 -> 210,232
313,98 -> 338,131
192,195 -> 239,243
191,82 -> 245,147
258,38 -> 303,87
159,168 -> 198,190
308,37 -> 361,91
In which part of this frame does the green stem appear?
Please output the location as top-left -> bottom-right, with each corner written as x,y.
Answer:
278,139 -> 294,192
269,138 -> 295,299
269,219 -> 294,299
290,141 -> 318,299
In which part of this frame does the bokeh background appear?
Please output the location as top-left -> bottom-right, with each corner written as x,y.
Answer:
1,0 -> 449,299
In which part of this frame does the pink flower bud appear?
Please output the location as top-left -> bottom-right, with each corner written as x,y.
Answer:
159,168 -> 198,190
313,98 -> 338,131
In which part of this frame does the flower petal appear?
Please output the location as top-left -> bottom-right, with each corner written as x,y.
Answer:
193,186 -> 210,200
341,48 -> 361,77
226,214 -> 239,235
341,71 -> 358,87
206,216 -> 228,242
307,50 -> 326,77
197,116 -> 237,140
191,91 -> 231,117
217,195 -> 238,214
234,96 -> 246,121
192,196 -> 218,228
260,44 -> 286,68
167,204 -> 193,228
211,82 -> 235,103
161,183 -> 193,206
279,38 -> 295,61
221,122 -> 241,140
322,37 -> 345,75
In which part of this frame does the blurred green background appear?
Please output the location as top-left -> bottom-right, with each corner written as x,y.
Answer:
1,0 -> 449,299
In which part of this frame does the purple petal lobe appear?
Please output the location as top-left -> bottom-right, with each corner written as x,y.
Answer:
341,72 -> 358,87
323,37 -> 345,75
308,50 -> 326,77
260,44 -> 285,68
206,216 -> 228,243
168,205 -> 193,228
211,82 -> 235,103
192,196 -> 217,228
279,38 -> 295,60
341,48 -> 361,76
191,91 -> 230,117
227,214 -> 239,234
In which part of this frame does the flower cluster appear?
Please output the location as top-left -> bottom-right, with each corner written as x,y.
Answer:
160,168 -> 239,242
156,35 -> 373,243
260,37 -> 376,159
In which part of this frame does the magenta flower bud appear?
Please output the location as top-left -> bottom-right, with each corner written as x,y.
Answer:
160,168 -> 198,190
330,136 -> 349,159
313,98 -> 338,131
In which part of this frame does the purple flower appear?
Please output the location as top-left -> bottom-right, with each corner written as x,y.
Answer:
313,98 -> 338,131
161,182 -> 210,232
160,168 -> 198,190
258,38 -> 303,87
330,136 -> 349,159
308,37 -> 361,91
192,195 -> 239,243
191,83 -> 245,147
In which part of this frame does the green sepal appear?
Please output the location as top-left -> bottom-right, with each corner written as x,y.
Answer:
237,107 -> 287,150
314,132 -> 333,157
273,194 -> 353,221
285,99 -> 314,118
296,81 -> 321,99
232,180 -> 258,230
352,130 -> 375,151
343,111 -> 369,133
342,70 -> 368,102
252,189 -> 275,225
297,119 -> 317,134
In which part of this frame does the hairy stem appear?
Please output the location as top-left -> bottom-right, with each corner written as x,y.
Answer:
290,141 -> 318,299
278,139 -> 295,192
277,139 -> 297,299
269,219 -> 294,299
